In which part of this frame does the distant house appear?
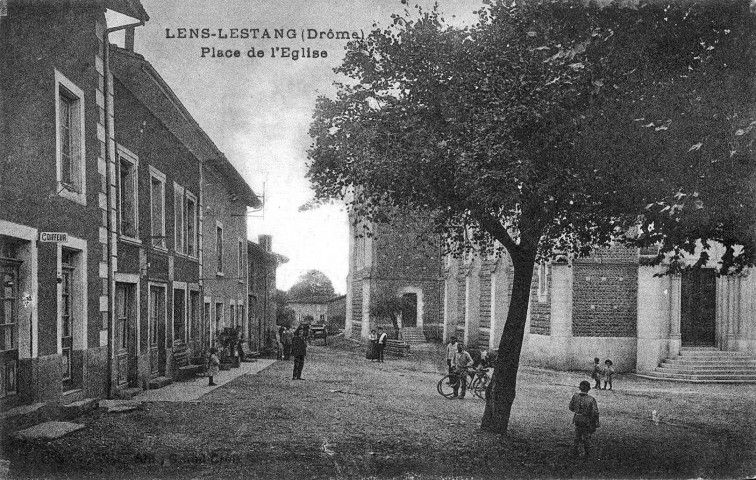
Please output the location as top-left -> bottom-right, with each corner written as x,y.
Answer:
248,235 -> 288,352
287,295 -> 338,327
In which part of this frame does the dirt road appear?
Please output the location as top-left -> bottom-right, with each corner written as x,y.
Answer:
2,338 -> 755,479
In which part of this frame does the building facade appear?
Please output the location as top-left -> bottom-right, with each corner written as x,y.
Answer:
0,0 -> 149,408
346,213 -> 755,374
444,245 -> 756,374
345,211 -> 443,340
0,0 -> 264,407
248,235 -> 288,352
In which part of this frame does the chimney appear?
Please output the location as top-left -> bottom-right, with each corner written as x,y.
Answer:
124,26 -> 135,52
258,235 -> 272,252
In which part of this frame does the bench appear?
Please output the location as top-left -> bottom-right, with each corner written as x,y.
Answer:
172,342 -> 204,380
239,343 -> 259,362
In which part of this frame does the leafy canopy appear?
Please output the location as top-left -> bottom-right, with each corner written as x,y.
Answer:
308,0 -> 756,271
287,269 -> 336,300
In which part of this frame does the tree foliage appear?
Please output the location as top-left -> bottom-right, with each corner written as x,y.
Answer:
369,289 -> 404,333
287,270 -> 336,300
307,0 -> 755,434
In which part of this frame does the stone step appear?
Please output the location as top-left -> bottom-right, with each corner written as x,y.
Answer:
636,372 -> 756,384
59,398 -> 98,420
663,359 -> 756,366
678,350 -> 751,357
148,376 -> 173,390
12,421 -> 85,441
646,370 -> 756,379
657,366 -> 756,375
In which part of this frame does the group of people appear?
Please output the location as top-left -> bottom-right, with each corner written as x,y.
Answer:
366,327 -> 388,362
591,357 -> 615,390
445,336 -> 494,399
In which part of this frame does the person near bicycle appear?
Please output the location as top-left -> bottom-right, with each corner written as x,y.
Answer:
451,343 -> 474,399
446,336 -> 459,374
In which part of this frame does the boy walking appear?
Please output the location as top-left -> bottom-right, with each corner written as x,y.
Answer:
569,380 -> 600,457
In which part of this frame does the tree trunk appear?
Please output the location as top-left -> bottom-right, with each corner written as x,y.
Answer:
481,249 -> 537,434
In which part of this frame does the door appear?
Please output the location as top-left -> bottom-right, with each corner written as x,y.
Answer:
60,251 -> 74,390
115,283 -> 137,386
401,293 -> 418,328
681,269 -> 716,346
0,259 -> 20,398
149,285 -> 166,376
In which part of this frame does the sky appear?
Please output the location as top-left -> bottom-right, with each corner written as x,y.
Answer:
128,0 -> 481,293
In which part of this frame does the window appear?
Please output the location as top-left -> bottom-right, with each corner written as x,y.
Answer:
216,224 -> 223,274
215,302 -> 223,334
55,70 -> 86,204
238,239 -> 244,283
537,263 -> 548,302
186,194 -> 197,257
174,184 -> 185,254
230,304 -> 236,328
149,168 -> 166,249
248,260 -> 256,291
117,146 -> 138,239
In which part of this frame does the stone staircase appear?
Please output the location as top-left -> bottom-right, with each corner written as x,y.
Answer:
399,327 -> 426,345
641,347 -> 756,383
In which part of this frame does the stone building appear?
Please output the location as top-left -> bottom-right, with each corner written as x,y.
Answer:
0,0 -> 265,406
346,212 -> 756,379
345,211 -> 443,340
0,0 -> 149,408
248,235 -> 288,352
445,244 -> 756,378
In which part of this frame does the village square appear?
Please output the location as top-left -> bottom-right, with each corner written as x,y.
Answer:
1,0 -> 755,478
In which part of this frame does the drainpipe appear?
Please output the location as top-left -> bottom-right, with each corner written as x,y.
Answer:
103,17 -> 144,399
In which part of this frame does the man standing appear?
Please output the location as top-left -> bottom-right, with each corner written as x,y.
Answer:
377,327 -> 388,363
452,343 -> 474,399
446,336 -> 459,374
291,329 -> 307,380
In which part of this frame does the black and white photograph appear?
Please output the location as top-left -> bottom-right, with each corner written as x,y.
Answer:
0,0 -> 755,478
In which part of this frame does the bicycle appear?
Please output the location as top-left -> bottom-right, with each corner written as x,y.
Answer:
469,368 -> 491,400
437,368 -> 490,399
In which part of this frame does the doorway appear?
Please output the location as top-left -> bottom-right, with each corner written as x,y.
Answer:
401,293 -> 418,328
115,282 -> 137,386
680,269 -> 716,346
149,284 -> 166,376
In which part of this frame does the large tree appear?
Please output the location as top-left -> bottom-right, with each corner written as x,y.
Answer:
307,0 -> 755,434
287,269 -> 336,299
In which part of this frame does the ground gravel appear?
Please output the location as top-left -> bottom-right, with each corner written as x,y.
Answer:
2,337 -> 755,479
